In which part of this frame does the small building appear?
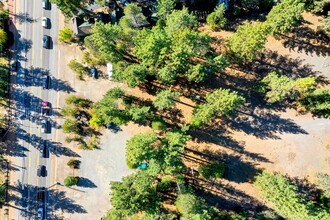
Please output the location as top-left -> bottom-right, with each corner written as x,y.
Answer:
69,17 -> 94,38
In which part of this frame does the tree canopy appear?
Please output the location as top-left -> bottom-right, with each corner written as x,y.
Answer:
153,89 -> 181,110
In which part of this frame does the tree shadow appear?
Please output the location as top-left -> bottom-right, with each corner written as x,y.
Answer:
48,141 -> 81,158
224,109 -> 308,139
77,177 -> 97,188
279,25 -> 330,57
10,12 -> 36,24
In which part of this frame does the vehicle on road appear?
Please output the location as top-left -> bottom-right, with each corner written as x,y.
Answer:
11,60 -> 19,71
42,35 -> 50,49
42,17 -> 49,29
41,119 -> 48,133
42,0 -> 49,9
37,207 -> 44,219
42,75 -> 50,89
37,165 -> 46,177
37,187 -> 46,202
41,101 -> 50,116
40,142 -> 48,158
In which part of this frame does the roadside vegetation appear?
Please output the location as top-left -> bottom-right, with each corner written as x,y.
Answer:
52,0 -> 330,218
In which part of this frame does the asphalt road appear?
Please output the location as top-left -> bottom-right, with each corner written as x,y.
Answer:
10,0 -> 60,219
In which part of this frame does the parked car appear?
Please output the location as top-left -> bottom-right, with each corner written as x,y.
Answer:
42,0 -> 49,9
41,119 -> 48,133
37,207 -> 44,220
42,75 -> 50,89
42,17 -> 49,28
37,165 -> 46,177
40,142 -> 48,158
42,35 -> 50,49
37,187 -> 46,202
89,67 -> 98,79
41,101 -> 50,116
11,60 -> 19,71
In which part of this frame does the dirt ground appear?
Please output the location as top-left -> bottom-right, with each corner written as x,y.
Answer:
54,11 -> 330,217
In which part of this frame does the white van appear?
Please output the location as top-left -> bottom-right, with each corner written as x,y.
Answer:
42,17 -> 48,28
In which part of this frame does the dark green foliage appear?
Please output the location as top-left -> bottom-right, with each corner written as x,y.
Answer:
119,3 -> 147,29
121,64 -> 149,88
0,64 -> 8,99
309,0 -> 330,14
67,60 -> 88,80
198,162 -> 225,179
0,183 -> 6,204
157,176 -> 173,191
50,0 -> 83,17
62,119 -> 81,134
85,23 -> 127,63
206,4 -> 227,30
125,132 -> 158,169
241,0 -> 260,10
261,72 -> 315,103
65,95 -> 93,108
228,22 -> 269,62
190,89 -> 245,128
64,176 -> 79,187
151,118 -> 167,130
153,89 -> 181,110
165,8 -> 198,35
255,171 -> 330,220
266,0 -> 305,35
67,159 -> 81,168
109,168 -> 160,216
128,105 -> 150,122
156,0 -> 176,24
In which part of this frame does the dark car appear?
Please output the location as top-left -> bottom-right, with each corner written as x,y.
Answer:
42,0 -> 49,9
37,187 -> 46,202
42,75 -> 50,89
40,142 -> 48,158
41,101 -> 50,116
42,35 -> 50,49
37,165 -> 46,177
41,119 -> 48,133
89,67 -> 98,79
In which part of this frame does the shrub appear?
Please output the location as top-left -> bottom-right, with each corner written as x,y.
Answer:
206,4 -> 227,30
0,183 -> 6,204
151,118 -> 167,130
67,159 -> 81,169
64,176 -> 79,187
198,162 -> 225,179
67,59 -> 88,80
157,175 -> 173,191
59,26 -> 73,42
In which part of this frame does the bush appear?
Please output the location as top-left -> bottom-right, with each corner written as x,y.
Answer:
0,183 -> 6,204
67,59 -> 88,80
59,26 -> 73,42
198,162 -> 225,179
67,159 -> 81,169
64,176 -> 79,187
151,118 -> 167,130
157,176 -> 173,191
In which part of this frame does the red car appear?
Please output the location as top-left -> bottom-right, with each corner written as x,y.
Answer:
41,101 -> 50,116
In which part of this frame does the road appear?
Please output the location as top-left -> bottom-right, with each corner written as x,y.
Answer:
8,0 -> 60,219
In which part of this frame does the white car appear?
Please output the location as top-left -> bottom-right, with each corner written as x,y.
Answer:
42,17 -> 49,28
37,207 -> 43,219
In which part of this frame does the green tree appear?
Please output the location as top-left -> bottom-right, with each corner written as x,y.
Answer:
319,12 -> 330,36
85,23 -> 128,63
261,72 -> 315,103
50,0 -> 83,17
125,132 -> 158,169
59,26 -> 73,42
165,8 -> 198,35
67,59 -> 88,80
316,173 -> 330,197
299,89 -> 330,118
266,0 -> 305,35
110,169 -> 159,216
120,64 -> 149,88
128,105 -> 150,122
119,3 -> 147,29
198,162 -> 225,179
206,4 -> 227,30
64,176 -> 79,187
65,95 -> 93,109
0,29 -> 7,48
153,89 -> 181,110
156,0 -> 176,24
62,119 -> 81,134
67,159 -> 80,169
190,88 -> 245,128
228,22 -> 269,62
0,183 -> 6,204
255,171 -> 330,220
95,0 -> 106,6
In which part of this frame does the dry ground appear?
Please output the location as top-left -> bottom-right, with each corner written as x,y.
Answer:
54,11 -> 330,218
